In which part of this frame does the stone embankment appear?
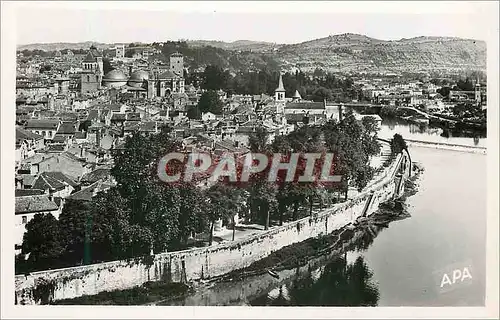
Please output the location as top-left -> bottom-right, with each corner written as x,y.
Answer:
405,139 -> 487,154
15,151 -> 412,305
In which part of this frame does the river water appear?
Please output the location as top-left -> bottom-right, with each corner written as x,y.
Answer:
162,120 -> 487,307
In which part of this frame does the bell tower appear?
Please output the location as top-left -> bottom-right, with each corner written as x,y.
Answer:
275,73 -> 286,102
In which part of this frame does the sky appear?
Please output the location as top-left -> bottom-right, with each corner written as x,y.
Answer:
11,1 -> 499,45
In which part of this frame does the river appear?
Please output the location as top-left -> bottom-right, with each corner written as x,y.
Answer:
160,120 -> 487,307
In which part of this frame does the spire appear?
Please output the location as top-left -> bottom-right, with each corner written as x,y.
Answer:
275,73 -> 285,92
293,89 -> 301,99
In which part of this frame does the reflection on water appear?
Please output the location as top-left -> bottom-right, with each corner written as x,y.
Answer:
379,118 -> 486,148
250,255 -> 379,306
249,205 -> 409,307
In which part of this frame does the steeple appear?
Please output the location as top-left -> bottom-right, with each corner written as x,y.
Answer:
292,89 -> 301,102
275,73 -> 286,102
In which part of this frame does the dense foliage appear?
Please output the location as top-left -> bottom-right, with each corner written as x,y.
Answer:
18,113 -> 386,273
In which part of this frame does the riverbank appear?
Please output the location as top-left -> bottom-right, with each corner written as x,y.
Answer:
52,281 -> 190,305
154,168 -> 424,306
406,139 -> 487,154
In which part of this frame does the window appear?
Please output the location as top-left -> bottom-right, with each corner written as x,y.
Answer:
22,216 -> 27,224
87,75 -> 90,82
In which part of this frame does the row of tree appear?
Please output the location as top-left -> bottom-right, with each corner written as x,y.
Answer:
191,65 -> 362,103
19,112 -> 389,274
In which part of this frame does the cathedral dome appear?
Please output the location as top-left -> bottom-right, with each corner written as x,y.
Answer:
102,69 -> 128,88
128,70 -> 149,88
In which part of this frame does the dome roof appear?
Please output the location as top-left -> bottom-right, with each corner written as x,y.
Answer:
103,69 -> 128,81
129,70 -> 149,81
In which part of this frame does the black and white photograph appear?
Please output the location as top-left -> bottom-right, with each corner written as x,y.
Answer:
1,1 -> 498,319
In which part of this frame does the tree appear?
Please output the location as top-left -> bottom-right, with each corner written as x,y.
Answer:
203,184 -> 241,245
22,214 -> 65,270
58,199 -> 91,265
186,105 -> 202,120
437,86 -> 451,98
111,127 -> 186,253
455,78 -> 474,91
201,65 -> 229,91
177,183 -> 207,246
197,90 -> 223,115
391,133 -> 407,155
102,58 -> 113,75
248,126 -> 270,153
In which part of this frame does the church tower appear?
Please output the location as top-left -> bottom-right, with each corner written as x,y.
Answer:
80,45 -> 103,94
275,73 -> 286,102
170,52 -> 184,77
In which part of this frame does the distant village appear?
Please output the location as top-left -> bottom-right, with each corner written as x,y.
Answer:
14,43 -> 487,253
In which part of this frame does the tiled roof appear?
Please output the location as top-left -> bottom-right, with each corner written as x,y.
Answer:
47,144 -> 66,152
285,102 -> 325,110
56,112 -> 78,121
15,195 -> 59,215
87,110 -> 99,121
80,168 -> 110,184
45,171 -> 79,187
56,122 -> 77,134
16,127 -> 43,142
25,119 -> 59,130
53,134 -> 70,142
32,172 -> 77,192
67,180 -> 112,201
158,70 -> 179,79
33,173 -> 66,191
138,121 -> 157,132
15,189 -> 45,197
285,113 -> 308,122
126,113 -> 141,121
111,113 -> 126,121
21,174 -> 37,186
74,132 -> 87,139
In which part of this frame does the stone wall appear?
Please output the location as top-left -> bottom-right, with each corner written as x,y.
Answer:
406,139 -> 487,154
15,153 -> 407,305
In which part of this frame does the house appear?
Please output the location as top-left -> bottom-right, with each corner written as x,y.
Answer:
24,152 -> 92,180
15,195 -> 61,247
80,168 -> 113,186
24,119 -> 60,140
202,112 -> 217,121
15,127 -> 45,162
284,101 -> 329,125
74,131 -> 88,144
32,171 -> 79,198
67,179 -> 115,202
66,145 -> 99,163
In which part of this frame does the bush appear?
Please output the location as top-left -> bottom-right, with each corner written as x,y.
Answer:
390,134 -> 407,155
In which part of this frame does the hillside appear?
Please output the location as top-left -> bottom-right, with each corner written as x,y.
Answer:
17,33 -> 486,74
187,39 -> 278,52
275,33 -> 486,73
17,41 -> 116,51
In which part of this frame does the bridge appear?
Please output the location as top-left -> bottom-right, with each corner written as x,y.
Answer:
398,106 -> 458,124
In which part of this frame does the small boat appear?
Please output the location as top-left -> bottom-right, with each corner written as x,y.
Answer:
267,270 -> 280,279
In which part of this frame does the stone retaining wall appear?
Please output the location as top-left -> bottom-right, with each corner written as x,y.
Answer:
406,139 -> 487,154
15,153 -> 408,305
